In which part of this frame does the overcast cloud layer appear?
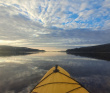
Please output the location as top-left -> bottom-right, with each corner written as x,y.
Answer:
0,0 -> 110,50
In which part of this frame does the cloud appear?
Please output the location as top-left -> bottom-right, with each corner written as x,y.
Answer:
0,0 -> 110,29
0,0 -> 110,50
103,0 -> 110,8
103,20 -> 110,29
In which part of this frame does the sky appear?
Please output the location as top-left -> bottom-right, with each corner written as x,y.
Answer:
0,0 -> 110,51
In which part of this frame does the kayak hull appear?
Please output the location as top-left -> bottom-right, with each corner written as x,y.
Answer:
31,65 -> 89,93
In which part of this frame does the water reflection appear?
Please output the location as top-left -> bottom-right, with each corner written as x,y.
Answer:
0,51 -> 44,57
67,52 -> 110,61
0,52 -> 110,93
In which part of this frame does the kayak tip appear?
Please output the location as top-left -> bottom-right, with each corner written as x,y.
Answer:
53,65 -> 59,73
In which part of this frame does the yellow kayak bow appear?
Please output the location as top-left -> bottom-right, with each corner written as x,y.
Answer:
31,65 -> 89,93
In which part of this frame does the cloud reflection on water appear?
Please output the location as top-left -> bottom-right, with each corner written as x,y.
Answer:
0,52 -> 110,93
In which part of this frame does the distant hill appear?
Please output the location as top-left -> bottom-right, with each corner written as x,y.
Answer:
66,43 -> 110,61
0,45 -> 45,56
66,43 -> 110,53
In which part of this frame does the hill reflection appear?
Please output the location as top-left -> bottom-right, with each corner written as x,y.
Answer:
67,52 -> 110,61
0,51 -> 45,57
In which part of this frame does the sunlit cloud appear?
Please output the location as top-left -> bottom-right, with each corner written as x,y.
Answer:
0,40 -> 25,45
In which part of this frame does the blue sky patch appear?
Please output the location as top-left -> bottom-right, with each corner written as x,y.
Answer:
69,14 -> 78,19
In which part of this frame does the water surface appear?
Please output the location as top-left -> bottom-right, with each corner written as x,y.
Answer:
0,52 -> 110,93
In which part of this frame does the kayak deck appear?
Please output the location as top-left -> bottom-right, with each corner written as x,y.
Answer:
31,65 -> 89,93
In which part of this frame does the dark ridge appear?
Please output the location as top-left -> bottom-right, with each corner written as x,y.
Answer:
0,45 -> 45,57
66,43 -> 110,61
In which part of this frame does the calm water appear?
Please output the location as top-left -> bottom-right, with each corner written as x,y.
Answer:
0,52 -> 110,93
